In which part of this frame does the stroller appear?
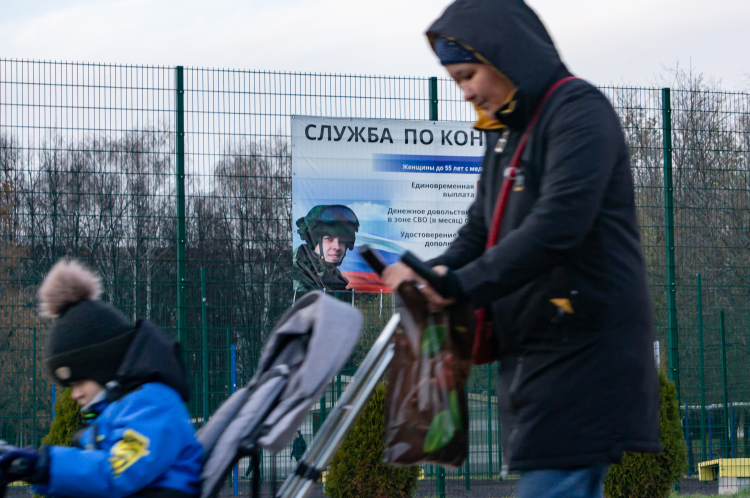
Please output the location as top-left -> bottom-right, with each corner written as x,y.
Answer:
198,289 -> 379,498
199,247 -> 407,498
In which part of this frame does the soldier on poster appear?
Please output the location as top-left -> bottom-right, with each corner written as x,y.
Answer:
293,205 -> 359,293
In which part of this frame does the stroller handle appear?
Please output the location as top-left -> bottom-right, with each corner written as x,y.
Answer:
400,251 -> 452,298
358,245 -> 387,275
359,246 -> 452,298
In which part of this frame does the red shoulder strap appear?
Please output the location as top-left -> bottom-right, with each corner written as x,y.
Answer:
471,76 -> 579,366
484,76 -> 578,248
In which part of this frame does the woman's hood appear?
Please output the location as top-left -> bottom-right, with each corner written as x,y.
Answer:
427,0 -> 569,130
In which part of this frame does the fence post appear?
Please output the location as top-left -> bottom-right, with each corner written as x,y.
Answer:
320,392 -> 327,426
437,466 -> 446,498
661,87 -> 680,404
429,77 -> 438,121
175,65 -> 187,348
697,274 -> 707,463
731,407 -> 735,458
201,268 -> 208,426
487,364 -> 493,477
464,443 -> 471,490
464,378 -> 470,490
32,327 -> 37,446
226,329 -> 231,394
231,344 -> 238,496
685,399 -> 691,475
720,310 -> 729,457
709,408 -> 713,458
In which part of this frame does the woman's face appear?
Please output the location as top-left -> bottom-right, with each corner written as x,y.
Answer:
445,62 -> 515,116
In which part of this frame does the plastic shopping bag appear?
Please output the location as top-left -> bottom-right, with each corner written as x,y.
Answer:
383,280 -> 474,468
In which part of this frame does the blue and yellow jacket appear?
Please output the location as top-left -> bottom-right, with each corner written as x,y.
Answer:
34,320 -> 204,498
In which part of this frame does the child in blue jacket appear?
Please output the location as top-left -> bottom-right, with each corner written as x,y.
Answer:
0,260 -> 203,498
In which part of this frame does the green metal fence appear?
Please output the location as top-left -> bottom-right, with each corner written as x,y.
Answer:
1,59 -> 749,496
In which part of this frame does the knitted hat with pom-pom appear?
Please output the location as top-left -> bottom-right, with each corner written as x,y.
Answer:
38,260 -> 135,387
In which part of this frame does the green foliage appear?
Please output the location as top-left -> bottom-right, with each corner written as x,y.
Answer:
604,370 -> 687,498
41,387 -> 83,447
325,383 -> 420,498
33,388 -> 83,498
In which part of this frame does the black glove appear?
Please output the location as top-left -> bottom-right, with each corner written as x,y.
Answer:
0,443 -> 49,484
439,268 -> 467,302
401,251 -> 467,301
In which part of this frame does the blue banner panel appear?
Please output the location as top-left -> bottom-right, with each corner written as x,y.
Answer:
373,154 -> 482,174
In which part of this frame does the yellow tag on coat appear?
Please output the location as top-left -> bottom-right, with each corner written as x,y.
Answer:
550,298 -> 574,314
109,429 -> 151,476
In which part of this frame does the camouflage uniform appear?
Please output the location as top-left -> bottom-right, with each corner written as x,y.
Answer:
293,205 -> 359,294
293,244 -> 350,293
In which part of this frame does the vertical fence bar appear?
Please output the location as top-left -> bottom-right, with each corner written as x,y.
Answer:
661,87 -> 680,404
464,443 -> 470,490
320,392 -> 327,427
51,385 -> 56,422
32,327 -> 37,446
697,274 -> 707,463
720,310 -> 729,457
709,408 -> 713,458
437,466 -> 446,498
731,407 -> 735,458
685,399 -> 691,475
226,329 -> 231,394
271,453 -> 278,497
175,65 -> 187,348
201,268 -> 208,425
465,377 -> 471,490
429,77 -> 438,121
487,364 -> 493,477
232,344 -> 238,496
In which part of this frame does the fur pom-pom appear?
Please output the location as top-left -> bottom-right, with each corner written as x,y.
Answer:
38,260 -> 102,318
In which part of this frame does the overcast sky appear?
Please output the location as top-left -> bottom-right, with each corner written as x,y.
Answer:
1,0 -> 749,89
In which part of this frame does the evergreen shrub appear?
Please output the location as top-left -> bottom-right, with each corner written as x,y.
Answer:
324,383 -> 420,498
41,387 -> 83,447
604,370 -> 687,498
33,388 -> 83,497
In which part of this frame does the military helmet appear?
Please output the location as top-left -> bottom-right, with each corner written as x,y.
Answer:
296,205 -> 359,252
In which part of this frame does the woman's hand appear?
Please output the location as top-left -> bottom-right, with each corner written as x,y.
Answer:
382,263 -> 455,311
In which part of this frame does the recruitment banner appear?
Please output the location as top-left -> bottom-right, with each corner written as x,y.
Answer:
292,116 -> 483,293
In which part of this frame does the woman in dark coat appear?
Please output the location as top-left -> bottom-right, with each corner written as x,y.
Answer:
383,0 -> 661,496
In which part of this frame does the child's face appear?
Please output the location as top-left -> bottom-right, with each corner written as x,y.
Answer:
70,380 -> 105,406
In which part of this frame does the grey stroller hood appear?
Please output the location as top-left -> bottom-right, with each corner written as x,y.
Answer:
197,291 -> 362,498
